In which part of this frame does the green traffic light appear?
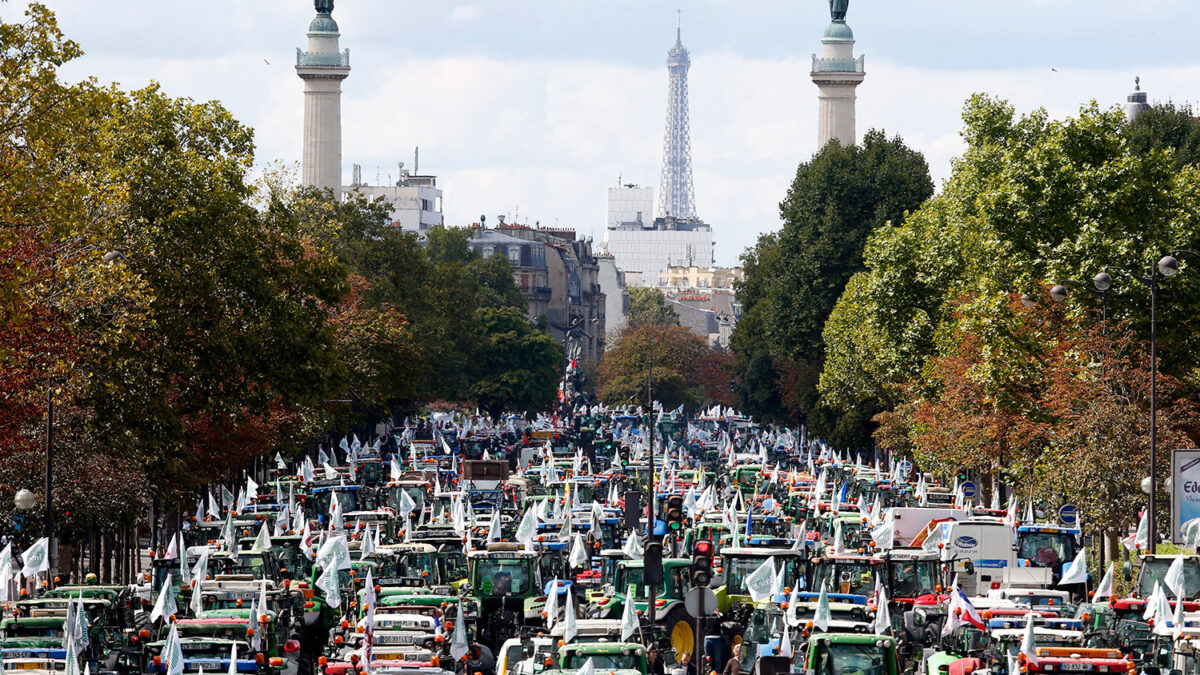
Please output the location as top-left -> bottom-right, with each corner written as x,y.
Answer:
669,521 -> 682,531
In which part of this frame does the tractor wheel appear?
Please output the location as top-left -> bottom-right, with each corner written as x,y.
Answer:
664,607 -> 694,657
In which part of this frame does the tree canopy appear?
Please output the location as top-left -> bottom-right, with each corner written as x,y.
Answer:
730,130 -> 933,447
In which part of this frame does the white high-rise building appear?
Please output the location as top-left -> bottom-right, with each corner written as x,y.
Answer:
297,1 -> 350,194
606,185 -> 654,230
810,2 -> 864,148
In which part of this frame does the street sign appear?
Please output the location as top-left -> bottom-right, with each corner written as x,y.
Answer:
1058,504 -> 1078,526
898,460 -> 913,477
685,587 -> 718,618
960,481 -> 977,500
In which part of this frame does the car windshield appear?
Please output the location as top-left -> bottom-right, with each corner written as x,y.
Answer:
1017,532 -> 1076,568
315,489 -> 359,516
615,566 -> 649,598
1139,558 -> 1200,599
393,552 -> 434,578
723,558 -> 759,595
474,559 -> 533,596
815,643 -> 888,675
888,559 -> 938,598
815,561 -> 877,596
565,653 -> 639,671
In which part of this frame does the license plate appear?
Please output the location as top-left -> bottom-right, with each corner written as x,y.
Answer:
12,664 -> 41,670
375,653 -> 405,660
377,634 -> 417,645
3,653 -> 34,660
1059,664 -> 1091,671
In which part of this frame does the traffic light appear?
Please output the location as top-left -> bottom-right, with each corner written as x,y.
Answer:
691,539 -> 714,587
644,541 -> 664,586
624,491 -> 642,533
665,495 -> 685,532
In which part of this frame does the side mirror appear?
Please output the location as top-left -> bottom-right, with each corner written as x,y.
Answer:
962,561 -> 975,575
1122,561 -> 1133,582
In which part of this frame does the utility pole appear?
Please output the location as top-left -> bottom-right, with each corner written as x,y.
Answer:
645,348 -> 657,627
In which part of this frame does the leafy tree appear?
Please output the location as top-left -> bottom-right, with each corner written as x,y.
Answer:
597,323 -> 708,410
732,130 -> 933,443
626,286 -> 679,328
693,349 -> 739,409
822,95 -> 1200,442
469,306 -> 563,418
1127,102 -> 1200,171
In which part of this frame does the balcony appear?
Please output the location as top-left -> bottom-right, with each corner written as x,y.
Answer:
811,54 -> 864,73
297,48 -> 350,68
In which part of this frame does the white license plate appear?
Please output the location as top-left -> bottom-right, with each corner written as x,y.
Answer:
1059,664 -> 1091,671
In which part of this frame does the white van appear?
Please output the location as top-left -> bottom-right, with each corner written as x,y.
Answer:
930,518 -> 1053,595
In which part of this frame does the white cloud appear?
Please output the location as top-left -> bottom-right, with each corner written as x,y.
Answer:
36,0 -> 1200,267
449,5 -> 483,22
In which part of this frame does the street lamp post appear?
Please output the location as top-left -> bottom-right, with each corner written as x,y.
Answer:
1092,254 -> 1177,554
1049,280 -> 1109,329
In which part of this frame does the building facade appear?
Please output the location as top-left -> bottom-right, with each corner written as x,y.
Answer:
606,185 -> 655,230
467,224 -> 606,366
596,253 -> 629,345
663,265 -> 743,290
345,164 -> 443,232
604,216 -> 714,287
665,289 -> 741,349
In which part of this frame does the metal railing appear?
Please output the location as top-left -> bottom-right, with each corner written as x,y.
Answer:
811,54 -> 864,73
297,48 -> 350,68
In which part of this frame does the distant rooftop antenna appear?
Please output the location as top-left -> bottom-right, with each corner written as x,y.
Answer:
414,146 -> 419,174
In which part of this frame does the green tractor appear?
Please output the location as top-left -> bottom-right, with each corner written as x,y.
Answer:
466,545 -> 543,650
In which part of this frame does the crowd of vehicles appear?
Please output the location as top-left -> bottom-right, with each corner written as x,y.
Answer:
0,409 -> 1177,675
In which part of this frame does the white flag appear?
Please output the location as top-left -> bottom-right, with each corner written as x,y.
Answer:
544,578 -> 560,632
745,556 -> 777,603
569,534 -> 589,568
227,643 -> 238,675
515,506 -> 538,544
622,535 -> 643,561
251,523 -> 272,554
620,584 -> 639,641
190,548 -> 209,617
20,537 -> 49,580
1094,563 -> 1115,600
564,589 -> 578,644
780,622 -> 793,658
874,585 -> 891,635
576,658 -> 596,675
1019,611 -> 1039,666
1165,555 -> 1186,599
813,584 -> 831,632
1174,587 -> 1186,639
165,623 -> 185,675
785,585 -> 801,627
151,573 -> 178,623
450,599 -> 470,661
1057,548 -> 1088,587
317,563 -> 341,609
487,510 -> 501,543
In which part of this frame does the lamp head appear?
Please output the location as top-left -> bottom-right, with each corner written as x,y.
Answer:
1159,255 -> 1180,278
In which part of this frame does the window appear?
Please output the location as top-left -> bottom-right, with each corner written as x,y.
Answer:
508,247 -> 521,265
482,246 -> 494,257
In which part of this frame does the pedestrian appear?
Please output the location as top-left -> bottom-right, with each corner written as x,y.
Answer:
647,647 -> 665,675
678,651 -> 698,675
721,644 -> 742,675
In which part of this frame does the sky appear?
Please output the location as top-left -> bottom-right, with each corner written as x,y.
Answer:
9,0 -> 1200,265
